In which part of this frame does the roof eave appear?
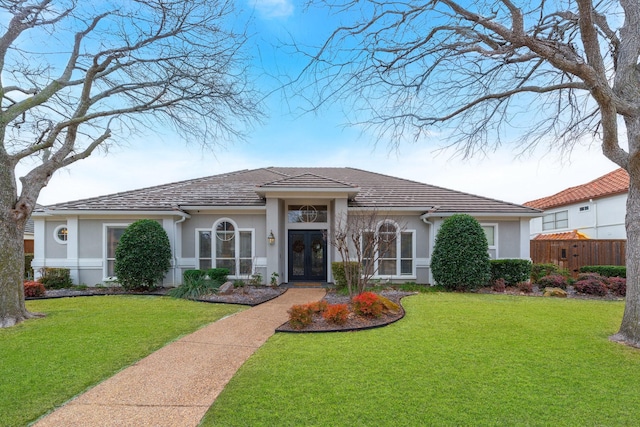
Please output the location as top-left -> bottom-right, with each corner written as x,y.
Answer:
420,210 -> 542,220
33,209 -> 191,218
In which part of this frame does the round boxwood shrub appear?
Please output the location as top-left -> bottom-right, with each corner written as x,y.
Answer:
431,214 -> 491,291
115,219 -> 171,291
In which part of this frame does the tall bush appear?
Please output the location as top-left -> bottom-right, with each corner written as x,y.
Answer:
431,214 -> 490,290
114,219 -> 171,291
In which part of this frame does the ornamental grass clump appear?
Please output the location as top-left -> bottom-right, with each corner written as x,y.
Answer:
352,292 -> 383,317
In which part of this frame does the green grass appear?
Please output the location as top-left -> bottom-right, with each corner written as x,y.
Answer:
202,293 -> 639,426
0,296 -> 244,426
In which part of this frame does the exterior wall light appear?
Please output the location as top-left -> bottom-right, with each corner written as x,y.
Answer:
268,230 -> 275,245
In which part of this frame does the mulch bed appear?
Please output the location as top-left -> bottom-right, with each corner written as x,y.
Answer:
276,290 -> 414,333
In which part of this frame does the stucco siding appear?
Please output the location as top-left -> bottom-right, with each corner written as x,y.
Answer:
44,221 -> 67,258
496,220 -> 520,258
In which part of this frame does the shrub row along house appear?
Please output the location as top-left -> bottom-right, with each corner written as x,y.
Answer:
32,167 -> 540,286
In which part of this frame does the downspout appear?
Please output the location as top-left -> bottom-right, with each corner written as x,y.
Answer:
172,210 -> 189,285
421,207 -> 439,285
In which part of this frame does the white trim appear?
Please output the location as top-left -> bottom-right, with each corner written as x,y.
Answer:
481,223 -> 499,260
103,223 -> 131,281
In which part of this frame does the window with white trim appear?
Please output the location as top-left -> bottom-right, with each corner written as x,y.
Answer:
363,221 -> 415,277
54,225 -> 68,244
105,225 -> 128,278
197,220 -> 254,276
482,225 -> 496,248
543,210 -> 568,230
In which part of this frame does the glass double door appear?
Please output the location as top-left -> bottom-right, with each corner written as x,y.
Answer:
288,230 -> 327,282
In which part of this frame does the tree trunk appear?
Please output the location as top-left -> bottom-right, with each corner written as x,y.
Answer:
0,214 -> 33,327
612,117 -> 640,346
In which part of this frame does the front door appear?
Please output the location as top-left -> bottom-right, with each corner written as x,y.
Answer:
288,230 -> 327,282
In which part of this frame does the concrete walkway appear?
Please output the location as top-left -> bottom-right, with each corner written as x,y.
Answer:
34,288 -> 326,427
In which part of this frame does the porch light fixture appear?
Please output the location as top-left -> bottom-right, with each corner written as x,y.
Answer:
268,230 -> 275,245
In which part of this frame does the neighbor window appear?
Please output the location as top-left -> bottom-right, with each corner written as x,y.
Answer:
105,225 -> 127,278
543,210 -> 568,230
198,220 -> 254,276
363,222 -> 415,277
54,225 -> 68,244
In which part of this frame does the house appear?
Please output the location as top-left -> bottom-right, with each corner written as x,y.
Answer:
32,167 -> 540,286
524,168 -> 628,240
523,168 -> 628,274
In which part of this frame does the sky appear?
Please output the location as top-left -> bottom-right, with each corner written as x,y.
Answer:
31,0 -> 623,207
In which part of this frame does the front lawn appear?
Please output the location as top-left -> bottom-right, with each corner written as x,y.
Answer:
0,296 -> 244,427
202,293 -> 639,426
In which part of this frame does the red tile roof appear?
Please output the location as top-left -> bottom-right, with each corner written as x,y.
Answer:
533,230 -> 590,240
524,168 -> 628,210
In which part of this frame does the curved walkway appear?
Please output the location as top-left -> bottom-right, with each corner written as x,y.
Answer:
34,288 -> 326,427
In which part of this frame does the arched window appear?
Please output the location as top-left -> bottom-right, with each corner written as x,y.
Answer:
198,219 -> 254,276
363,221 -> 415,277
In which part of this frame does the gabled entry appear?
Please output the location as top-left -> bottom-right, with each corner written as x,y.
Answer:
288,230 -> 327,282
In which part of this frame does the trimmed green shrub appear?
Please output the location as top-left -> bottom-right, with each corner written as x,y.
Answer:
206,268 -> 230,284
490,259 -> 532,285
114,219 -> 171,291
183,269 -> 207,282
579,265 -> 626,278
24,253 -> 34,279
331,261 -> 361,291
38,267 -> 72,289
431,214 -> 491,290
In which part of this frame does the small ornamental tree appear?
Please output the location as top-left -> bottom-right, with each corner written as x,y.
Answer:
114,220 -> 171,291
431,214 -> 490,291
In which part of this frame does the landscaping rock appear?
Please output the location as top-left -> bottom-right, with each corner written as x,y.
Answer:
218,281 -> 234,295
544,287 -> 568,298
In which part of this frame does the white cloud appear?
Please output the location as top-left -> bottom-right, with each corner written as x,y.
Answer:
250,0 -> 294,19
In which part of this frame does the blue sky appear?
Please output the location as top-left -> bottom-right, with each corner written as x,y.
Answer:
33,0 -> 622,206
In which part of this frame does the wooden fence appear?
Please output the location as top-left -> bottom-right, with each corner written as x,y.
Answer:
530,239 -> 626,277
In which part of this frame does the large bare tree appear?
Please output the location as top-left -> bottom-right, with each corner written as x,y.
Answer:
300,1 -> 640,345
0,0 -> 261,327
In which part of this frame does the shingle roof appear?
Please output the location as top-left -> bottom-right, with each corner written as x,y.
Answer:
41,167 -> 539,215
524,168 -> 628,210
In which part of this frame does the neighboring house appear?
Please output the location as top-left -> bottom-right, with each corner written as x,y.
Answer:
24,217 -> 34,253
32,167 -> 540,286
524,168 -> 628,240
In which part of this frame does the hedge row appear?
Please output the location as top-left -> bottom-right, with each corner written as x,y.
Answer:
579,265 -> 626,278
490,259 -> 532,286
